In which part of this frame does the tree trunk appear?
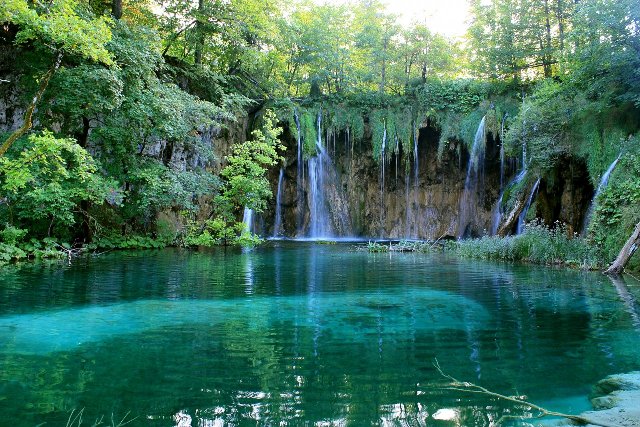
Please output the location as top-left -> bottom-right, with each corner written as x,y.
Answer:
497,180 -> 536,237
0,51 -> 62,157
194,0 -> 205,65
112,0 -> 122,20
605,221 -> 640,276
543,0 -> 553,77
497,199 -> 524,237
556,0 -> 565,51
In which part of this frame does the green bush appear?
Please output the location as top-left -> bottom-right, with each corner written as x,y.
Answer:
89,234 -> 170,250
0,225 -> 27,245
0,225 -> 67,263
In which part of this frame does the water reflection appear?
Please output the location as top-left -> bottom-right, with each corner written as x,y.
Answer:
0,244 -> 639,426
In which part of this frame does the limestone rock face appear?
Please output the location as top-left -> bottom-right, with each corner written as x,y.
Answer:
262,123 -> 504,239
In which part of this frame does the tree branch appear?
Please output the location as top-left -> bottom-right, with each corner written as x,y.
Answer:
433,359 -> 622,427
0,51 -> 63,157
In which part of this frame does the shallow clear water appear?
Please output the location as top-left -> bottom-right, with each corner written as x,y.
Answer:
1,243 -> 640,426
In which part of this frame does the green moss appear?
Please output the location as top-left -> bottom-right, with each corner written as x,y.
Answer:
300,109 -> 318,158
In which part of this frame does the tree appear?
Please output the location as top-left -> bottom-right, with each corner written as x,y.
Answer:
219,109 -> 284,217
0,0 -> 113,157
467,0 -> 574,80
352,0 -> 399,93
0,132 -> 117,236
568,0 -> 640,107
112,0 -> 122,19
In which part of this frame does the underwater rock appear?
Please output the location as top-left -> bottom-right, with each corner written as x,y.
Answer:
551,372 -> 640,427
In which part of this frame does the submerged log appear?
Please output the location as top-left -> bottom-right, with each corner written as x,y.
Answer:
605,221 -> 640,276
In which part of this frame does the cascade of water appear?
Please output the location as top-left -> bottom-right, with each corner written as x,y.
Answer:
500,113 -> 508,190
516,178 -> 541,235
458,116 -> 486,238
412,125 -> 419,238
379,121 -> 387,236
307,111 -> 333,238
491,169 -> 526,235
581,154 -> 621,235
243,207 -> 254,234
294,109 -> 304,234
490,194 -> 504,236
394,136 -> 399,185
272,168 -> 285,237
595,155 -> 621,195
404,168 -> 411,237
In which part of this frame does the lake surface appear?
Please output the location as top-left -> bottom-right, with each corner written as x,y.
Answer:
1,242 -> 639,426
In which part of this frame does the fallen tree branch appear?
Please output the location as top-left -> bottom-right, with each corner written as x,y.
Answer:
54,243 -> 87,266
433,359 -> 622,427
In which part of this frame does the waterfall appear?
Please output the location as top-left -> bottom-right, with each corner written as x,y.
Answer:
458,116 -> 486,238
307,111 -> 332,238
595,155 -> 621,195
412,125 -> 419,237
516,178 -> 540,235
294,109 -> 304,234
242,207 -> 254,234
272,168 -> 285,237
394,136 -> 399,185
379,121 -> 387,235
491,193 -> 504,236
581,154 -> 621,235
500,113 -> 508,190
404,168 -> 411,237
491,169 -> 526,235
308,154 -> 331,238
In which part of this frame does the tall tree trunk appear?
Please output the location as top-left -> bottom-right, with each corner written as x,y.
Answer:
605,221 -> 640,276
543,0 -> 553,77
497,180 -> 537,237
194,0 -> 205,65
556,0 -> 565,51
112,0 -> 122,20
0,51 -> 62,158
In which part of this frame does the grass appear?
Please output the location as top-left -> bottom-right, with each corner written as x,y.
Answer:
449,220 -> 603,269
364,240 -> 442,253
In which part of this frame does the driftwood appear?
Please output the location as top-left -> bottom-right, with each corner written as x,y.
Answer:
605,221 -> 640,276
434,360 -> 622,427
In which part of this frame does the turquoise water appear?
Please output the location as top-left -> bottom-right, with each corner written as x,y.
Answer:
1,242 -> 640,426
